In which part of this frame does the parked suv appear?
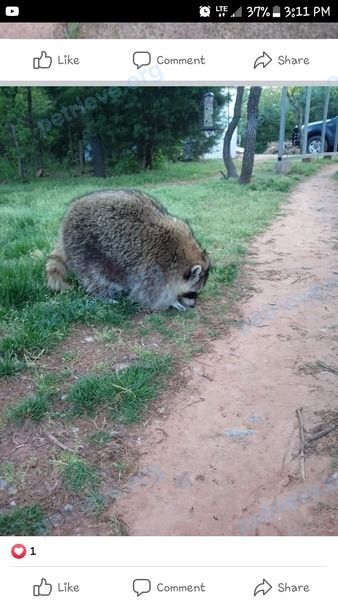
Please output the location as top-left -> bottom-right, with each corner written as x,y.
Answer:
292,116 -> 338,154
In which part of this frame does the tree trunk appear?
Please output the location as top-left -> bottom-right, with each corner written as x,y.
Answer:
26,88 -> 45,171
144,142 -> 153,169
79,139 -> 85,174
10,123 -> 25,179
239,86 -> 262,185
26,88 -> 34,137
68,126 -> 74,165
222,86 -> 244,179
90,135 -> 106,177
287,90 -> 306,138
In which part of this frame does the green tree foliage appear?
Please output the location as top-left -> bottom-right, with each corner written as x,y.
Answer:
0,87 -> 227,180
287,86 -> 338,125
0,88 -> 52,179
255,88 -> 296,153
239,86 -> 338,154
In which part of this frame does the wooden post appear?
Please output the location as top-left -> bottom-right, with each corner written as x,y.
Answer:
320,87 -> 330,154
276,87 -> 289,173
302,87 -> 312,159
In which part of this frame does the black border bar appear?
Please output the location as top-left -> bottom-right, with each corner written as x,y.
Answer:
0,1 -> 337,23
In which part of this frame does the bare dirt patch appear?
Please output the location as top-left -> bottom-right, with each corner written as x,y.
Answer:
1,22 -> 337,40
0,309 -> 218,534
115,164 -> 338,536
0,23 -> 67,38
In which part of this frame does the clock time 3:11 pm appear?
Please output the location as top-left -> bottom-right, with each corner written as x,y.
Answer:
284,5 -> 330,18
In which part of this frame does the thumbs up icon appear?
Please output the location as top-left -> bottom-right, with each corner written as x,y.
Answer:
33,578 -> 53,596
33,51 -> 53,69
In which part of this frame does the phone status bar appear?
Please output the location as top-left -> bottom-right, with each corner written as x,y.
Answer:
0,2 -> 337,23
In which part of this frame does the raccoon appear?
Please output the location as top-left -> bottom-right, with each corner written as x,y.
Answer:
46,189 -> 209,311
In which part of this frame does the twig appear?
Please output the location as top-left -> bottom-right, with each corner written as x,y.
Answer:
306,425 -> 336,444
187,397 -> 206,407
315,361 -> 338,376
45,431 -> 76,453
296,408 -> 306,481
202,373 -> 213,382
10,443 -> 29,454
10,432 -> 32,453
156,428 -> 168,437
155,428 -> 168,444
246,319 -> 269,328
194,359 -> 212,367
291,274 -> 301,284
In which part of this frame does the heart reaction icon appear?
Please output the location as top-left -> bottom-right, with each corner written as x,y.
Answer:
11,544 -> 27,559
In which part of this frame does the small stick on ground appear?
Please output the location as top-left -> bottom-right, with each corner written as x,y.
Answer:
315,361 -> 338,376
10,432 -> 32,453
296,408 -> 306,481
291,273 -> 301,284
187,397 -> 206,407
202,372 -> 214,382
45,431 -> 76,453
155,428 -> 168,444
306,424 -> 336,444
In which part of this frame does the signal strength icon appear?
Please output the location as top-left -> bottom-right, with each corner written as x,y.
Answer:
231,6 -> 242,17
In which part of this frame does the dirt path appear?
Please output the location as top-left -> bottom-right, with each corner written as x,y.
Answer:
115,164 -> 338,536
1,23 -> 338,39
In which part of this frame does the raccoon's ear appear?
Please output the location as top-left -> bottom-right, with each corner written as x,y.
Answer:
190,265 -> 202,280
184,265 -> 203,280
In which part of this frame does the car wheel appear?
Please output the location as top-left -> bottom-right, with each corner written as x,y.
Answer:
306,135 -> 327,154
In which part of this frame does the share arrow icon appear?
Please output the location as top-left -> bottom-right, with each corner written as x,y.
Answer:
253,51 -> 273,69
253,578 -> 273,596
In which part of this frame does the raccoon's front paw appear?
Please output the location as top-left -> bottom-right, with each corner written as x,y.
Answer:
171,300 -> 188,311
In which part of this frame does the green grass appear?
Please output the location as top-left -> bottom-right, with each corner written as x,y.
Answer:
0,295 -> 137,376
0,460 -> 32,486
0,158 -> 328,378
84,491 -> 110,517
0,504 -> 46,535
6,372 -> 69,423
109,514 -> 128,536
142,311 -> 199,355
0,356 -> 22,378
52,454 -> 101,492
66,23 -> 80,38
4,350 -> 171,426
0,461 -> 21,485
95,327 -> 120,344
87,431 -> 114,446
6,396 -> 50,422
66,353 -> 172,423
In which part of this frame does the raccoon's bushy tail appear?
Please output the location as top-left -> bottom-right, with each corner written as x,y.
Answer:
46,238 -> 71,291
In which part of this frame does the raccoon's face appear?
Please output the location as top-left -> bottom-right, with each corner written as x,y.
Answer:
178,290 -> 198,309
175,260 -> 210,310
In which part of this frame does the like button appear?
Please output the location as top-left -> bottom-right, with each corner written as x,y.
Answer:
33,578 -> 53,597
33,51 -> 53,69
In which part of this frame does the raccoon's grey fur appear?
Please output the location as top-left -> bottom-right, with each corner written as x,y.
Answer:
46,189 -> 210,311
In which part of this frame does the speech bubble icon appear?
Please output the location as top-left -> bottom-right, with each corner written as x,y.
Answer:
133,51 -> 151,69
133,579 -> 151,596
